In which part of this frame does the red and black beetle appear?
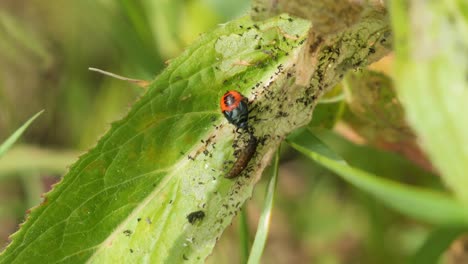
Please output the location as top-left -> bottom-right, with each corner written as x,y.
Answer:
220,90 -> 249,130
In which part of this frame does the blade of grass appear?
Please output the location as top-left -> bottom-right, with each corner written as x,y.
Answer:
239,206 -> 250,264
310,128 -> 442,189
117,0 -> 154,50
286,129 -> 468,226
409,227 -> 466,264
247,148 -> 280,264
0,110 -> 43,158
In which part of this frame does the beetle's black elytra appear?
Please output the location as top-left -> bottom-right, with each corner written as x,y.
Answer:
220,91 -> 249,130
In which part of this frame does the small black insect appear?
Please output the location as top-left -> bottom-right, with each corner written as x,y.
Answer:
187,210 -> 205,224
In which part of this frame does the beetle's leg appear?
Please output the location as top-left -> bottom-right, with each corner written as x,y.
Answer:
248,103 -> 258,113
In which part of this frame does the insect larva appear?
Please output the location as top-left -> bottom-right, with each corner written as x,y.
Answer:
225,134 -> 258,178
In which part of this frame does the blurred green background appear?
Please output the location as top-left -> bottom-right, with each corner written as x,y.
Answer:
0,1 -> 456,263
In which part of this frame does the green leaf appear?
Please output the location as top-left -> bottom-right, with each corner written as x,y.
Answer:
342,70 -> 415,145
310,128 -> 442,188
0,110 -> 43,158
247,149 -> 279,264
239,206 -> 250,264
409,227 -> 466,264
1,1 -> 392,260
389,1 -> 468,203
308,83 -> 346,129
0,15 -> 311,263
286,129 -> 468,226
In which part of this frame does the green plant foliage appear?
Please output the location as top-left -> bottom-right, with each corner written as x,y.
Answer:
311,129 -> 442,189
308,84 -> 346,129
0,15 -> 311,263
389,1 -> 468,203
0,0 -> 395,262
409,227 -> 467,264
247,149 -> 279,264
238,206 -> 250,264
286,129 -> 468,226
0,111 -> 43,158
0,11 -> 52,68
343,70 -> 414,144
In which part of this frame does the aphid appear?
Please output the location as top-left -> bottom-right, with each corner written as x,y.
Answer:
220,90 -> 249,130
225,134 -> 258,178
187,210 -> 205,224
